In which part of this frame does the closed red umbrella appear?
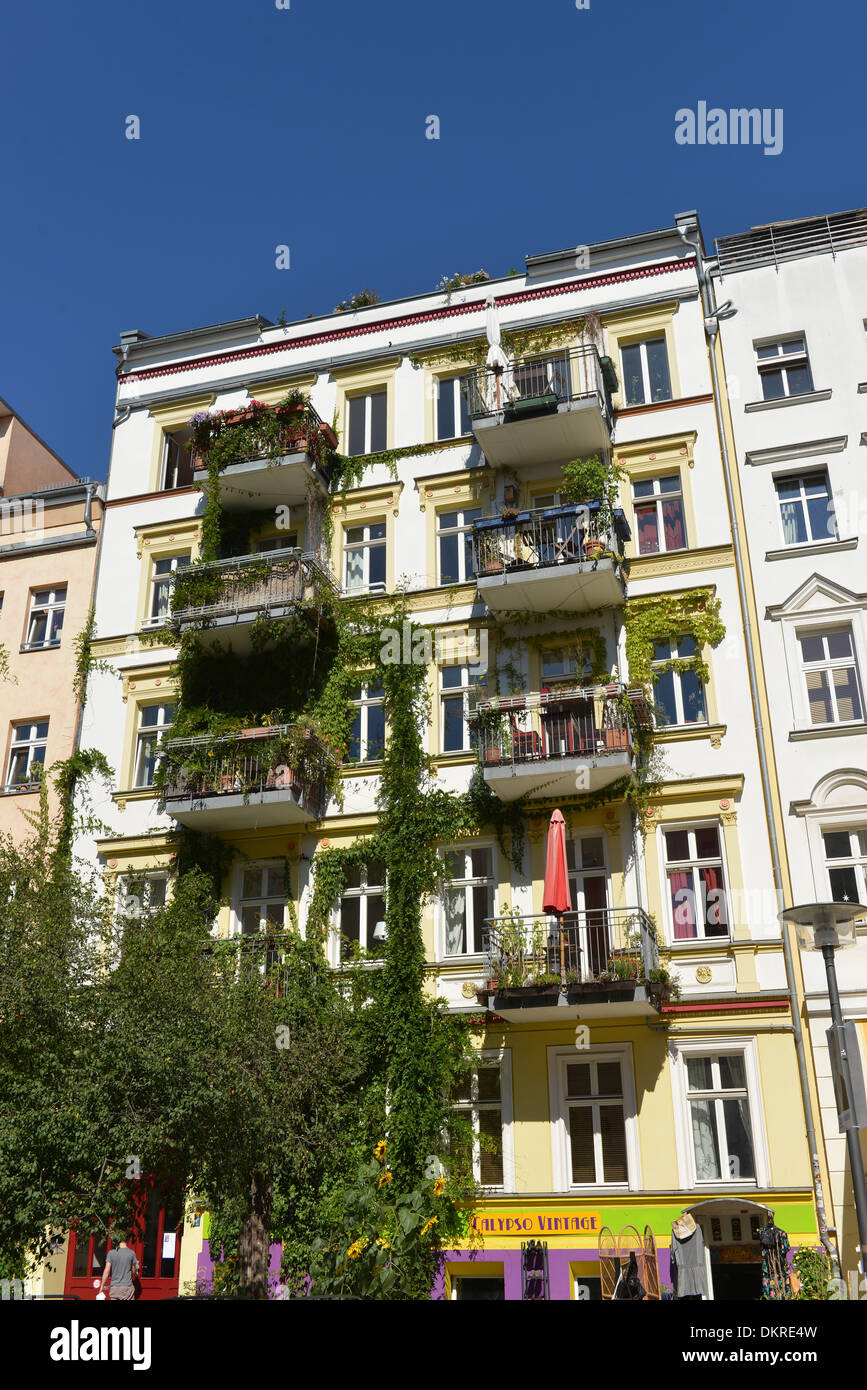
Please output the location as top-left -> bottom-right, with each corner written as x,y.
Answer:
543,809 -> 571,986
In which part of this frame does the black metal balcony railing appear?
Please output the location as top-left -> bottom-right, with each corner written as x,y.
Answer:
471,684 -> 649,770
168,549 -> 337,627
482,908 -> 658,987
465,345 -> 612,423
472,502 -> 630,577
161,725 -> 332,820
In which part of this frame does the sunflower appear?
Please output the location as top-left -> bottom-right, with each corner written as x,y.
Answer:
421,1216 -> 438,1236
347,1240 -> 364,1259
378,1170 -> 393,1188
374,1140 -> 387,1162
433,1177 -> 446,1197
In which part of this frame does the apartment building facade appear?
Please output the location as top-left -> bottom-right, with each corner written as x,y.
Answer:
58,215 -> 821,1300
714,207 -> 867,1280
0,397 -> 104,838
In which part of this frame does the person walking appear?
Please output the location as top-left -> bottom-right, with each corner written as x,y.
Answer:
98,1236 -> 140,1301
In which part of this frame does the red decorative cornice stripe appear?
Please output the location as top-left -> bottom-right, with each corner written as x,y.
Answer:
119,257 -> 695,385
661,998 -> 790,1015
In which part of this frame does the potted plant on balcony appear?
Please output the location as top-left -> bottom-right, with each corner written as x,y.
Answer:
561,454 -> 627,556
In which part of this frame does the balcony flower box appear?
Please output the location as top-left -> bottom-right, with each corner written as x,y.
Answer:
503,392 -> 558,421
603,727 -> 630,751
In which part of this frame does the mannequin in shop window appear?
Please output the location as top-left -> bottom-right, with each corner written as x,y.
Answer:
670,1211 -> 707,1300
758,1211 -> 792,1299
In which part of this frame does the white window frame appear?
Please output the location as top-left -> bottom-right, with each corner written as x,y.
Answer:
343,521 -> 386,596
669,1036 -> 769,1190
755,335 -> 813,400
438,843 -> 496,959
774,471 -> 836,547
440,664 -> 480,753
144,553 -> 191,629
450,1048 -> 515,1193
773,585 -> 867,734
256,532 -> 298,553
233,861 -> 289,937
346,389 -> 387,458
651,636 -> 708,727
437,506 -> 482,586
822,826 -> 867,906
333,860 -> 387,963
24,586 -> 66,650
6,720 -> 49,789
658,819 -> 731,946
620,336 -> 672,406
116,872 -> 169,921
436,374 -> 471,441
548,1043 -> 640,1192
134,701 -> 175,788
797,625 -> 864,727
631,473 -> 687,554
346,680 -> 386,763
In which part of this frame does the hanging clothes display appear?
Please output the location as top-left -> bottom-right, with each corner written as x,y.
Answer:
670,1213 -> 708,1300
612,1251 -> 647,1301
758,1216 -> 792,1299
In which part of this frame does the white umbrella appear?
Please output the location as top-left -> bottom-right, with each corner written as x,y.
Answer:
484,295 -> 513,410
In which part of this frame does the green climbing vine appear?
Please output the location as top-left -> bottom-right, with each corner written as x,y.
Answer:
624,590 -> 725,685
72,610 -> 113,705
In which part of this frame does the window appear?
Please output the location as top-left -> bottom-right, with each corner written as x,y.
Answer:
237,865 -> 288,935
755,336 -> 814,401
824,829 -> 867,905
162,428 -> 194,490
632,475 -> 686,554
134,702 -> 175,788
147,554 -> 190,627
651,637 -> 707,726
566,836 -> 608,912
6,720 -> 48,788
775,472 -> 835,545
116,873 -> 168,921
344,522 -> 386,595
620,338 -> 672,406
256,533 -> 297,553
685,1053 -> 756,1182
438,507 -> 481,586
440,665 -> 482,753
338,860 -> 386,960
442,846 -> 495,955
798,627 -> 863,725
541,647 -> 589,687
347,390 -> 387,457
347,681 -> 385,762
436,375 -> 471,440
664,824 -> 729,941
24,586 -> 66,649
562,1058 -> 628,1186
450,1060 -> 506,1187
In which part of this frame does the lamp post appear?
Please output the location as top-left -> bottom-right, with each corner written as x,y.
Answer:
779,902 -> 867,1269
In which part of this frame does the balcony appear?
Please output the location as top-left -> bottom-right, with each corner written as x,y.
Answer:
472,503 -> 629,614
162,725 -> 333,830
464,346 -> 615,468
207,931 -> 297,995
470,684 -> 651,803
480,908 -> 661,1020
167,549 -> 337,652
192,403 -> 336,509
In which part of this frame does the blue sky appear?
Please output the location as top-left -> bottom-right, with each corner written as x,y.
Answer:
1,0 -> 864,480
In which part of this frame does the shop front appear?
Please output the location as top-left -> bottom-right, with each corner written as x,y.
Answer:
64,1179 -> 184,1301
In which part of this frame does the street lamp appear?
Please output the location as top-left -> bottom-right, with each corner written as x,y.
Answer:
779,902 -> 867,1269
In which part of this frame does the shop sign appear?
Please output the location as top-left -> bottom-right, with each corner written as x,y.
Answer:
470,1212 -> 601,1237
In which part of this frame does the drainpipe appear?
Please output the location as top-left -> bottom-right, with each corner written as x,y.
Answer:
676,218 -> 837,1274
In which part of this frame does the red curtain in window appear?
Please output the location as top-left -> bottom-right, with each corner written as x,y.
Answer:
636,507 -> 659,554
669,871 -> 695,939
662,498 -> 685,551
700,866 -> 726,932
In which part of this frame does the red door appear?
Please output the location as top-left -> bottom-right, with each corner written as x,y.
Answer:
65,1179 -> 183,1301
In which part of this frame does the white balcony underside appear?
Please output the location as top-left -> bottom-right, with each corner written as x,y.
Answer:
175,603 -> 311,653
472,397 -> 610,468
477,558 -> 624,614
165,787 -> 316,830
481,748 -> 632,802
194,451 -> 328,508
484,988 -> 658,1021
